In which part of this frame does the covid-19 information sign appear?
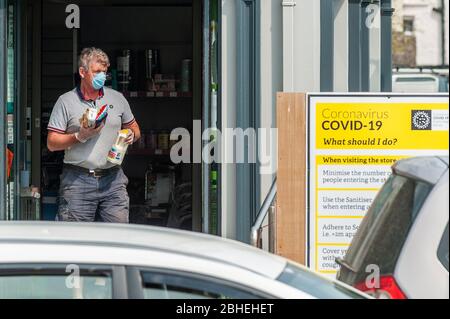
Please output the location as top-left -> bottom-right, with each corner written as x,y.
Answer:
307,94 -> 449,277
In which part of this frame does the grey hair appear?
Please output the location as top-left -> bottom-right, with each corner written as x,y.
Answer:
78,47 -> 110,70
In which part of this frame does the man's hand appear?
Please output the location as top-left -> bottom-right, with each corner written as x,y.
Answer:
76,123 -> 104,143
124,130 -> 135,145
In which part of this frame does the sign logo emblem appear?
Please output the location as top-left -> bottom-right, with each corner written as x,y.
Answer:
412,110 -> 432,130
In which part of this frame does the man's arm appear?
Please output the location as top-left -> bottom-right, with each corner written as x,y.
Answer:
47,131 -> 79,152
47,124 -> 104,152
123,121 -> 141,144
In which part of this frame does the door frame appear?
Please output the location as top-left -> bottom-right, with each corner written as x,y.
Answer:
235,0 -> 261,243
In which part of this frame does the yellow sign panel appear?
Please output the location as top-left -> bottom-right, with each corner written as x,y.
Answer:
309,95 -> 449,276
316,103 -> 449,150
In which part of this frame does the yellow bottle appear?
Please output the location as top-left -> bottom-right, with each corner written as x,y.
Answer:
107,129 -> 130,165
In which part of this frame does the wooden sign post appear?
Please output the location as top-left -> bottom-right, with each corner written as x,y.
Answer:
276,93 -> 307,265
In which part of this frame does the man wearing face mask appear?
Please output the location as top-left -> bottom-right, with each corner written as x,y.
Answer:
47,47 -> 141,223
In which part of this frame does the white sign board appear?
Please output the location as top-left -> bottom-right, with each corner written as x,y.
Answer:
307,94 -> 449,277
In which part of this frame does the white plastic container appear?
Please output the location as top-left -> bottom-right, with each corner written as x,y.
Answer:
107,129 -> 130,165
87,107 -> 97,128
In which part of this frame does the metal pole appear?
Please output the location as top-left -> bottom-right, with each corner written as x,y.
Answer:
381,0 -> 394,92
348,0 -> 362,92
250,178 -> 276,247
440,0 -> 446,66
202,0 -> 210,234
433,0 -> 447,66
31,0 -> 42,199
360,1 -> 370,91
268,204 -> 276,253
14,0 -> 26,220
0,0 -> 6,220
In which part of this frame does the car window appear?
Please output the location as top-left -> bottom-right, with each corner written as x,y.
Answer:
276,263 -> 366,299
140,271 -> 268,299
340,174 -> 433,284
0,264 -> 113,299
437,224 -> 449,271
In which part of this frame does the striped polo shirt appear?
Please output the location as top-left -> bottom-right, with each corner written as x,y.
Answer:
48,86 -> 136,170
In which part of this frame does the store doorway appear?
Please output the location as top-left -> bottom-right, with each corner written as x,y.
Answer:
10,0 -> 206,231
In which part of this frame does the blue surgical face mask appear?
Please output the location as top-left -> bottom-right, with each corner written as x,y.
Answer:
92,72 -> 106,90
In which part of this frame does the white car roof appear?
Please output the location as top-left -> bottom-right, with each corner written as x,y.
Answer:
0,222 -> 288,278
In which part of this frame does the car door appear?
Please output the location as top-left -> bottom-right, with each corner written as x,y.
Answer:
125,267 -> 276,299
0,263 -> 126,299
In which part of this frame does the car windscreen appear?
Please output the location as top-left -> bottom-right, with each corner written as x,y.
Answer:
277,263 -> 366,299
339,174 -> 433,284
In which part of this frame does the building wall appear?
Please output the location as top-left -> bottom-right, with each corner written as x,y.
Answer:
259,0 -> 282,204
220,0 -> 386,242
282,0 -> 321,92
220,0 -> 237,240
393,0 -> 405,32
221,0 -> 283,241
333,0 -> 349,92
445,0 -> 449,63
369,1 -> 381,91
393,0 -> 416,67
401,0 -> 449,66
393,29 -> 417,66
